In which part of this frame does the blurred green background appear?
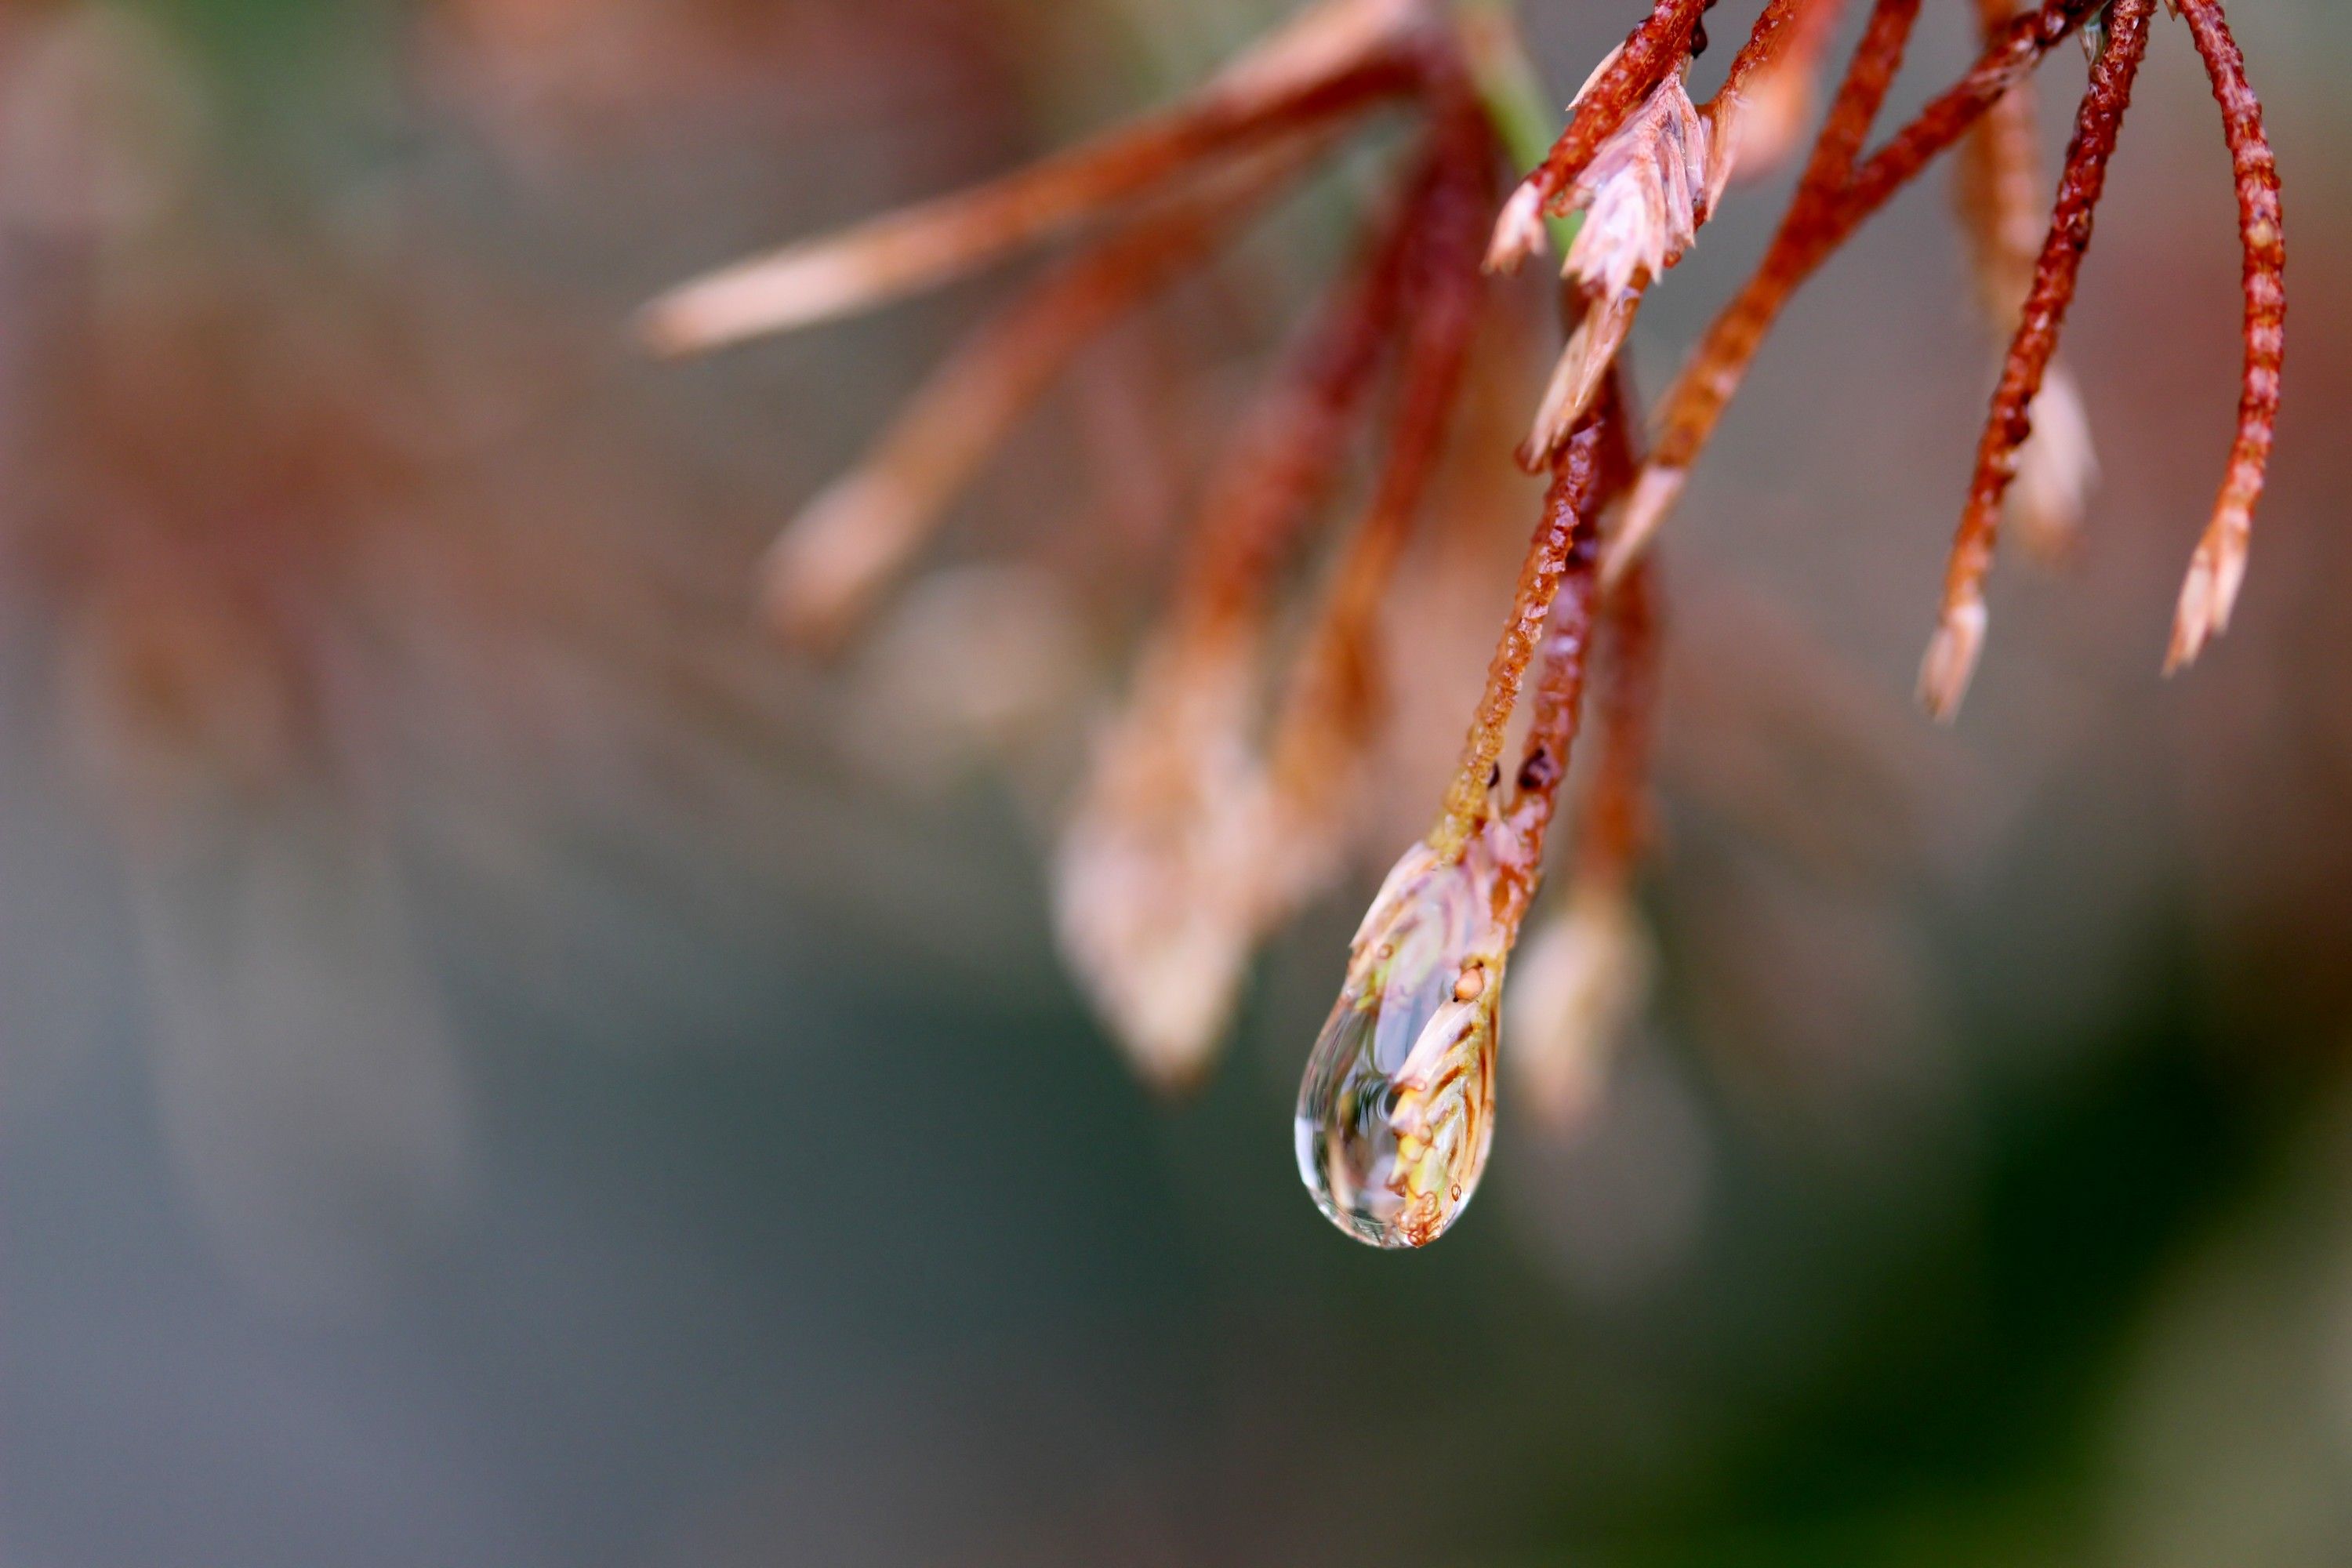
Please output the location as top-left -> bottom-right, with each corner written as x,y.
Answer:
2,2 -> 2348,1563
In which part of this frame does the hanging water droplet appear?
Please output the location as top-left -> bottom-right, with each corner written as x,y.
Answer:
1294,830 -> 1513,1247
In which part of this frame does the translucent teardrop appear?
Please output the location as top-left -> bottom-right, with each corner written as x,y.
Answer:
1295,832 -> 1512,1247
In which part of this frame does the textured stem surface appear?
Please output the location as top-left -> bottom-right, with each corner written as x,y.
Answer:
1604,0 -> 1920,579
1606,0 -> 2114,582
2167,0 -> 2285,673
1920,0 -> 2151,720
1434,378 -> 1624,858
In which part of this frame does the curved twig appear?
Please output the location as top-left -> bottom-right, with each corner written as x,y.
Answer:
1920,0 -> 2153,720
2167,0 -> 2285,673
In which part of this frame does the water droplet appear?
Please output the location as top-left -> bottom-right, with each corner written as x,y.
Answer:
1295,831 -> 1512,1247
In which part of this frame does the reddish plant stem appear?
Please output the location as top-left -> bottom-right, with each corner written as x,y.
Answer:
1930,0 -> 2151,694
1646,0 -> 1923,479
1521,0 -> 1710,213
1433,377 -> 1624,861
2168,0 -> 2285,670
1163,158 -> 1430,651
641,31 -> 1424,351
1843,0 -> 2110,217
1608,0 -> 2112,583
1496,539 -> 1601,929
1265,107 -> 1495,801
1490,383 -> 1633,927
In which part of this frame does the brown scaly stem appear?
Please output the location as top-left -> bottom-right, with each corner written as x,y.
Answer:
1843,0 -> 2112,217
1715,0 -> 1811,101
1606,0 -> 2114,583
1606,0 -> 1922,580
1921,0 -> 2152,720
1492,382 -> 1634,930
758,151 -> 1313,648
1258,100 -> 1496,914
2167,0 -> 2285,673
1494,550 -> 1600,930
1955,0 -> 2097,568
1433,377 -> 1625,861
639,0 -> 1428,353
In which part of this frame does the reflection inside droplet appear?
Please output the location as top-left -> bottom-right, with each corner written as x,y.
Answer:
1295,830 -> 1512,1247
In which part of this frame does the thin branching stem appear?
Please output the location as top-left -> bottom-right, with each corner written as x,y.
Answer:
1606,0 -> 1922,579
1842,0 -> 2110,214
1606,0 -> 2116,583
1954,0 -> 2098,568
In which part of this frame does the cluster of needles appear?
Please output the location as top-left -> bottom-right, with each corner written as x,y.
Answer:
643,0 -> 2283,1244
